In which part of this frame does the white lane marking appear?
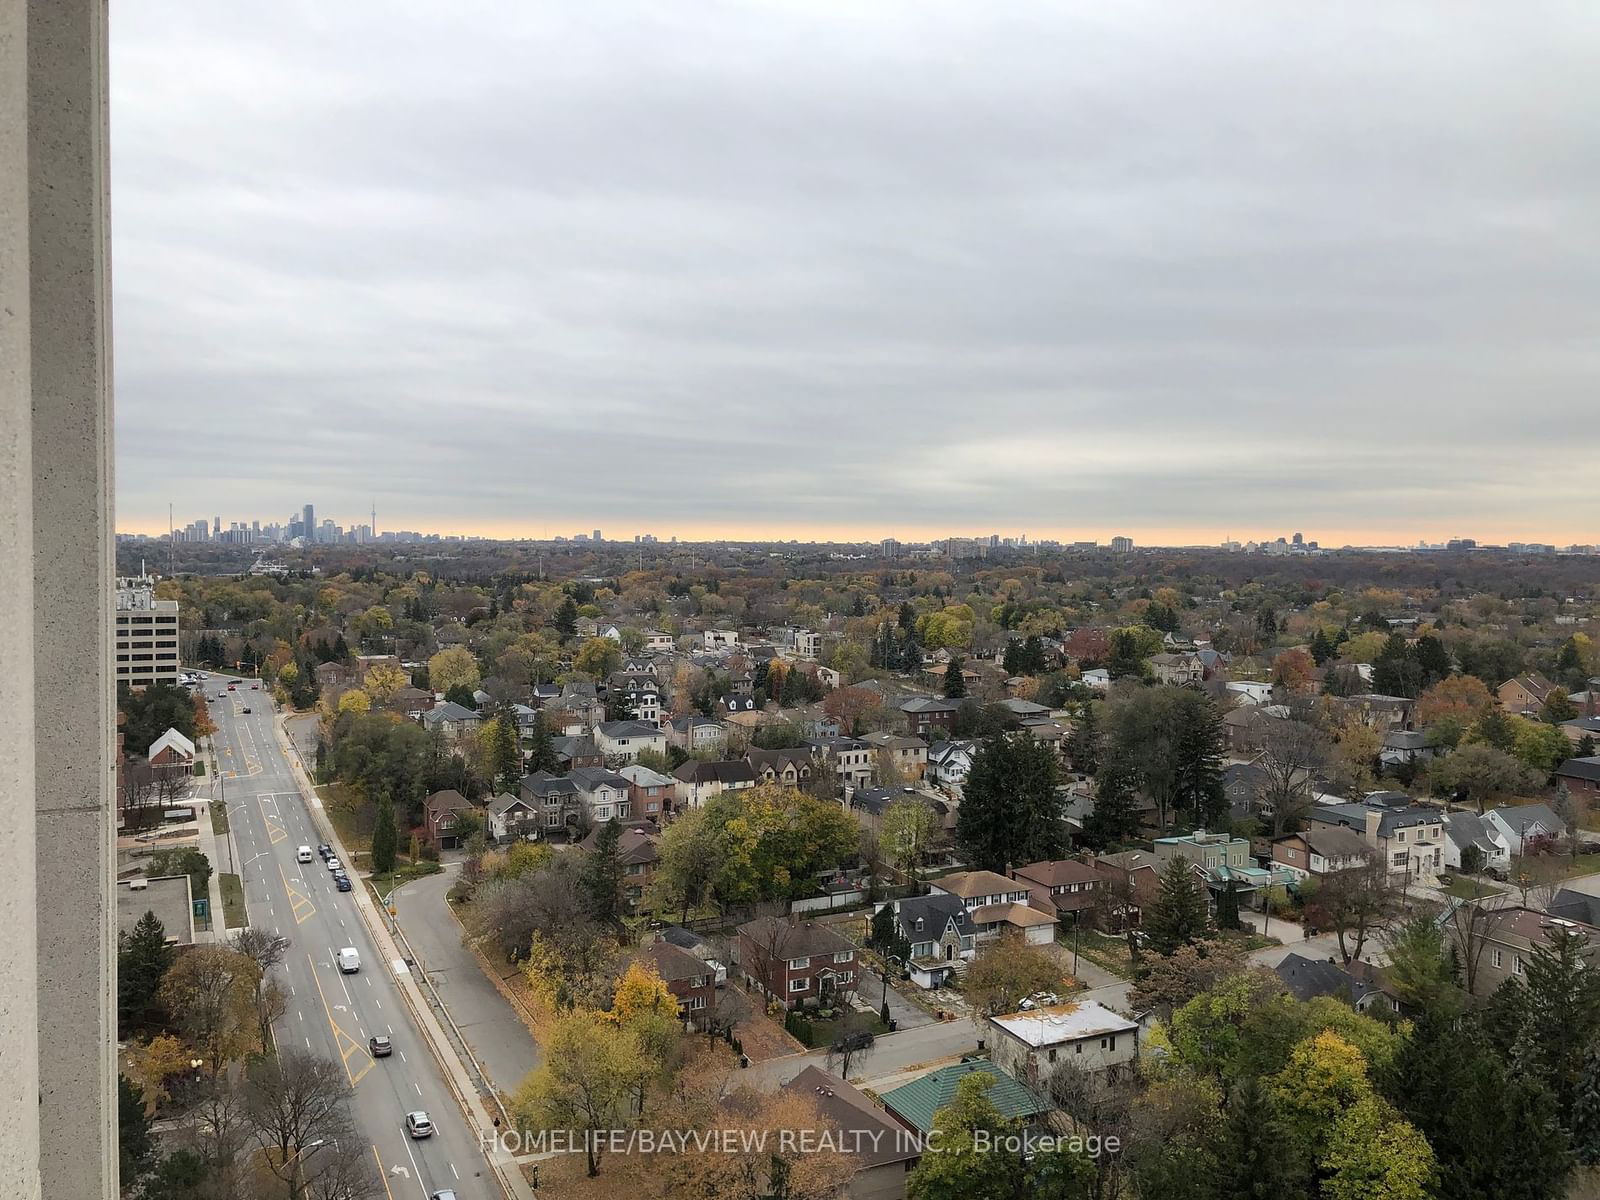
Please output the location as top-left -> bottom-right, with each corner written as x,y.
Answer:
398,1050 -> 407,1063
450,1163 -> 459,1180
305,1037 -> 312,1050
414,1083 -> 422,1096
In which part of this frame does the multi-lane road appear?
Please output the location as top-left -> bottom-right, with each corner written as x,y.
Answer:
205,675 -> 501,1200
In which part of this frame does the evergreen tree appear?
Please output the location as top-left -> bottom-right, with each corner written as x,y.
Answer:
526,713 -> 558,774
869,904 -> 911,963
1022,634 -> 1047,674
118,1074 -> 157,1188
1579,733 -> 1598,758
370,792 -> 398,876
782,664 -> 805,706
1144,857 -> 1211,956
1473,707 -> 1517,753
1002,639 -> 1023,677
1385,1009 -> 1572,1200
1373,633 -> 1423,697
1215,880 -> 1241,930
1080,754 -> 1141,849
1066,702 -> 1101,776
1217,1076 -> 1306,1200
490,715 -> 522,794
118,910 -> 174,1036
943,658 -> 967,699
1309,627 -> 1335,666
583,818 -> 625,925
1414,634 -> 1452,688
332,632 -> 350,660
1173,692 -> 1226,827
955,732 -> 1065,872
898,601 -> 916,631
1516,927 -> 1600,1115
554,596 -> 579,637
1572,1045 -> 1600,1167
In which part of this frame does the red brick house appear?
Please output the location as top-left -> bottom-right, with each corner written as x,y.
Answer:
640,941 -> 715,1026
1499,673 -> 1558,716
1011,859 -> 1105,922
423,789 -> 475,850
737,916 -> 859,1011
1556,757 -> 1600,803
1093,850 -> 1162,929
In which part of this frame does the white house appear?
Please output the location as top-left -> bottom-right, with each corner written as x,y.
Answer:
643,630 -> 676,652
703,628 -> 739,651
568,767 -> 633,822
1442,811 -> 1511,875
1080,668 -> 1111,693
927,739 -> 977,795
594,719 -> 667,766
1484,803 -> 1566,856
989,1001 -> 1140,1089
1225,680 -> 1273,706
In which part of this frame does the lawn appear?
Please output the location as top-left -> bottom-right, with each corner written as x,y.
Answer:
218,872 -> 247,929
784,1009 -> 889,1050
1439,876 -> 1505,900
318,782 -> 373,862
364,859 -> 444,904
1063,928 -> 1137,980
209,798 -> 228,836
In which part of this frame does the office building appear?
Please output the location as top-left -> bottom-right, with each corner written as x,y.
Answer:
1111,536 -> 1134,552
114,576 -> 180,689
303,503 -> 315,542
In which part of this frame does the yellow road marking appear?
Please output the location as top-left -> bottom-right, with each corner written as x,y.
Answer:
306,951 -> 373,1087
372,1145 -> 396,1200
277,862 -> 318,925
263,811 -> 287,844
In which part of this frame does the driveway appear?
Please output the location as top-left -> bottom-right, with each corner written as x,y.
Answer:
855,963 -> 934,1030
396,862 -> 543,1097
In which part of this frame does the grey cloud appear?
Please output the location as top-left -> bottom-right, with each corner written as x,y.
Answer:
112,1 -> 1600,540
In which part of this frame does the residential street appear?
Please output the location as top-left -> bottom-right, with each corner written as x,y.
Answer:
396,863 -> 543,1097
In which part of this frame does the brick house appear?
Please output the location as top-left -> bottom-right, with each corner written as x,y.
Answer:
1456,906 -> 1600,998
1093,850 -> 1162,928
1270,825 -> 1371,879
1556,757 -> 1600,803
618,763 -> 675,822
422,789 -> 475,850
1010,859 -> 1105,922
928,870 -> 1056,945
1498,673 -> 1558,717
640,940 -> 716,1025
737,916 -> 859,1010
899,696 -> 962,738
579,823 -> 660,912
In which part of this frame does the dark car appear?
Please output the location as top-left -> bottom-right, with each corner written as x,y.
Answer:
335,874 -> 352,892
318,843 -> 333,860
369,1035 -> 393,1058
240,706 -> 251,714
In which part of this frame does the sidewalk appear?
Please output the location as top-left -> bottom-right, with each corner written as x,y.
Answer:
192,745 -> 231,940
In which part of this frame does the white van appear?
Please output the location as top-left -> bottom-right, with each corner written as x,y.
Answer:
296,845 -> 313,863
337,948 -> 360,974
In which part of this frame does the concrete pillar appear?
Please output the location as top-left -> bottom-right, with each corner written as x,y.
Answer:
0,0 -> 42,1195
1,1 -> 117,1197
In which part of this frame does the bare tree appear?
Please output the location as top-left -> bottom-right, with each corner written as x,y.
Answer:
1256,718 -> 1332,837
824,1013 -> 877,1080
1049,1062 -> 1139,1200
1509,851 -> 1566,913
245,1050 -> 359,1200
1317,852 -> 1403,964
300,1130 -> 382,1200
189,1077 -> 253,1199
1444,897 -> 1512,997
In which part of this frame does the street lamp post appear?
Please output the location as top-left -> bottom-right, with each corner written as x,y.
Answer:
1072,910 -> 1081,977
283,1138 -> 325,1200
880,954 -> 903,1017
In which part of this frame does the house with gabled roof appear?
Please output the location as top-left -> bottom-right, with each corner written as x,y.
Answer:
1484,802 -> 1566,855
878,1060 -> 1046,1136
1499,673 -> 1559,716
929,871 -> 1056,946
883,892 -> 974,989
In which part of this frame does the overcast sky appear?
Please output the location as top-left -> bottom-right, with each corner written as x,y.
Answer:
112,2 -> 1600,545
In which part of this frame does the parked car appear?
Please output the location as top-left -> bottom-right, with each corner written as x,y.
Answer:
335,874 -> 352,892
369,1035 -> 393,1058
317,843 -> 333,860
405,1111 -> 434,1139
326,857 -> 341,872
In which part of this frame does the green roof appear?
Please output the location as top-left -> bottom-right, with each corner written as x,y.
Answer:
877,1060 -> 1045,1134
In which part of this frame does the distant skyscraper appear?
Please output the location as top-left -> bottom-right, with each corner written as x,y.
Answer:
303,503 -> 315,543
1111,536 -> 1134,552
593,529 -> 602,542
1292,531 -> 1303,545
212,515 -> 220,539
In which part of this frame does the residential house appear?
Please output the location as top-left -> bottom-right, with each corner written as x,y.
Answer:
807,736 -> 876,789
1556,757 -> 1600,803
1274,952 -> 1394,1015
745,746 -> 820,788
608,673 -> 662,724
727,669 -> 754,697
781,1067 -> 922,1200
1561,716 -> 1600,748
1499,673 -> 1558,717
423,789 -> 475,850
672,758 -> 757,810
703,628 -> 739,651
594,719 -> 667,766
1093,851 -> 1162,928
1379,729 -> 1437,769
643,630 -> 676,653
487,791 -> 540,842
878,1060 -> 1046,1137
1010,860 -> 1105,924
658,925 -> 730,985
618,764 -> 675,822
147,728 -> 195,787
899,696 -> 962,738
568,766 -> 633,822
667,713 -> 727,755
1459,906 -> 1600,997
1547,888 -> 1600,926
717,694 -> 761,724
737,916 -> 859,1010
1306,795 -> 1444,883
989,1001 -> 1140,1089
1484,802 -> 1567,855
926,740 -> 977,796
420,701 -> 482,742
519,771 -> 582,834
314,660 -> 356,696
887,893 -> 974,989
550,734 -> 603,770
1343,693 -> 1417,732
1271,826 -> 1373,880
1148,652 -> 1204,686
1154,828 -> 1294,907
928,871 -> 1056,946
1225,680 -> 1274,706
1441,810 -> 1511,875
860,732 -> 928,781
1080,668 -> 1111,693
580,823 -> 660,911
640,941 -> 716,1025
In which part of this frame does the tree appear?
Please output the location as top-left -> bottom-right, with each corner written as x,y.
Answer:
525,711 -> 559,774
228,926 -> 292,1052
955,732 -> 1065,873
1271,648 -> 1315,694
574,636 -> 622,679
1513,718 -> 1573,774
369,792 -> 398,875
512,1011 -> 646,1176
881,797 -> 936,882
1417,675 -> 1496,728
1380,912 -> 1463,1018
1099,687 -> 1225,833
1318,852 -> 1401,964
118,681 -> 198,755
868,903 -> 912,965
963,937 -> 1065,1018
1256,718 -> 1332,836
1572,1045 -> 1600,1167
1516,926 -> 1600,1115
1320,1097 -> 1436,1200
1128,938 -> 1248,1018
1215,879 -> 1241,930
1216,1075 -> 1306,1200
1431,743 -> 1537,813
1384,1008 -> 1570,1200
118,910 -> 175,1037
649,806 -> 719,924
1066,702 -> 1101,776
486,715 -> 522,794
158,946 -> 261,1076
554,595 -> 579,637
1542,690 -> 1578,724
825,1011 -> 879,1080
245,1050 -> 360,1200
942,657 -> 967,699
427,645 -> 480,696
582,817 -> 625,926
1144,857 -> 1211,957
1468,706 -> 1518,753
362,662 -> 407,705
119,1074 -> 158,1188
335,688 -> 370,715
147,845 -> 213,898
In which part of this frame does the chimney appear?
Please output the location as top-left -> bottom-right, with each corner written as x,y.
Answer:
1365,809 -> 1382,842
